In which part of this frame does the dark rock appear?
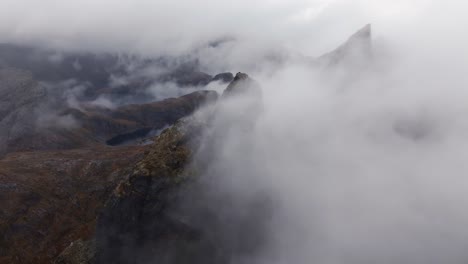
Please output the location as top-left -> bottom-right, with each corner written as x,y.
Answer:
211,72 -> 234,83
222,72 -> 261,98
220,72 -> 263,125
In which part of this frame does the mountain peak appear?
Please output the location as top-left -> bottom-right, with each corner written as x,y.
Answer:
318,24 -> 372,65
222,72 -> 260,98
349,23 -> 371,41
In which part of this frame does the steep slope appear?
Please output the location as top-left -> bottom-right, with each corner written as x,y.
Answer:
318,24 -> 372,66
94,73 -> 267,264
0,146 -> 147,264
0,83 -> 218,264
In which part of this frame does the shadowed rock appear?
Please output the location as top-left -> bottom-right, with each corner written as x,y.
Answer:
222,72 -> 261,98
211,72 -> 234,83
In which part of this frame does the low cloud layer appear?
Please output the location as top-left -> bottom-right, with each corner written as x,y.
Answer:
2,0 -> 467,72
190,42 -> 468,263
2,0 -> 468,263
176,1 -> 468,263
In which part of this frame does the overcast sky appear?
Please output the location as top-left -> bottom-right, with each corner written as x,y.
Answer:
1,0 -> 466,58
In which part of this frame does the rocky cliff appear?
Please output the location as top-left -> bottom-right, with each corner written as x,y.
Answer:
94,72 -> 268,264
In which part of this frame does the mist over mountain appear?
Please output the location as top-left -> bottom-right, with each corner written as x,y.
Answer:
1,1 -> 468,264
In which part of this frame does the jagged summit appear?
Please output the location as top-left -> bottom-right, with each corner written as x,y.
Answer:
222,72 -> 261,98
318,24 -> 373,65
349,23 -> 371,41
233,72 -> 249,81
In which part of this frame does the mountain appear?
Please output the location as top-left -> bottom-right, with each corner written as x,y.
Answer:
0,146 -> 146,263
0,88 -> 218,263
0,68 -> 48,155
0,25 -> 372,264
0,74 -> 217,156
0,44 -> 235,151
318,24 -> 372,66
0,43 -> 235,156
95,72 -> 264,264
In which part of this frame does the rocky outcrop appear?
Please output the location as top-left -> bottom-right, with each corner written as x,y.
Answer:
222,72 -> 261,98
219,72 -> 263,128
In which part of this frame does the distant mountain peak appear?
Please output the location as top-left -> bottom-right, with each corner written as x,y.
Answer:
318,24 -> 372,65
349,23 -> 372,41
222,72 -> 260,98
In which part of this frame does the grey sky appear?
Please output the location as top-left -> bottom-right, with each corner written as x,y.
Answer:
2,0 -> 465,58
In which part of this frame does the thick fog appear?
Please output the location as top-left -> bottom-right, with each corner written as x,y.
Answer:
183,1 -> 468,264
3,0 -> 468,263
3,0 -> 467,71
